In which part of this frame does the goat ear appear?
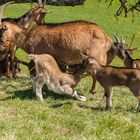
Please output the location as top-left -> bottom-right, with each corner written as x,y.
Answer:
125,48 -> 137,55
131,48 -> 137,51
2,25 -> 8,31
42,9 -> 52,14
121,36 -> 125,44
45,10 -> 52,13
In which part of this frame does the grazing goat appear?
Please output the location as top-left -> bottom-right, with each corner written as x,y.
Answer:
0,1 -> 49,77
84,57 -> 140,111
29,54 -> 87,102
124,48 -> 140,69
24,21 -> 126,93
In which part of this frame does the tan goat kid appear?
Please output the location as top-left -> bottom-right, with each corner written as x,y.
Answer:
85,57 -> 140,111
29,54 -> 87,102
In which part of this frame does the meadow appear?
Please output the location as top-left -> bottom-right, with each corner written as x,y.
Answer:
0,0 -> 140,139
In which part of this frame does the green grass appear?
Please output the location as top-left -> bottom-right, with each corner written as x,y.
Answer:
0,0 -> 140,139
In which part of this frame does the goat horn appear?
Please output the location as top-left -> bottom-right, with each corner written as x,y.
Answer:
113,33 -> 120,43
37,0 -> 43,7
0,1 -> 15,25
43,0 -> 46,6
121,35 -> 123,43
128,34 -> 135,49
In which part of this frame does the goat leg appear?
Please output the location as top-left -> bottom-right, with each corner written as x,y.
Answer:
90,76 -> 97,94
72,90 -> 86,101
6,54 -> 12,78
35,83 -> 44,102
33,76 -> 45,102
104,87 -> 113,110
36,85 -> 44,102
10,48 -> 16,78
137,102 -> 140,112
136,95 -> 140,112
62,85 -> 86,101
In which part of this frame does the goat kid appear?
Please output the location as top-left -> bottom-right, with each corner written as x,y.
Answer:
124,48 -> 140,69
84,57 -> 140,111
29,54 -> 87,102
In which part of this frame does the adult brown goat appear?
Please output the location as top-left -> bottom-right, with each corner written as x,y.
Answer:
23,21 -> 126,93
0,1 -> 49,77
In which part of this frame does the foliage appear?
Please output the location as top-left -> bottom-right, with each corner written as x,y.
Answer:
107,0 -> 140,17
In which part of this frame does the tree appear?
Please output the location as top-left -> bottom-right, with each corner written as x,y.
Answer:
108,0 -> 140,17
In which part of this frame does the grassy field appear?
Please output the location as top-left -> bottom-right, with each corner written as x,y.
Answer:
0,0 -> 140,139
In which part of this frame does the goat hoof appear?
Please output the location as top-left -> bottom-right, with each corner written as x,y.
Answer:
136,107 -> 140,112
105,106 -> 112,111
37,98 -> 44,103
6,71 -> 13,78
79,96 -> 86,101
89,90 -> 96,94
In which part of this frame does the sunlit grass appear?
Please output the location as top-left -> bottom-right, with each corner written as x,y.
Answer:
0,0 -> 140,139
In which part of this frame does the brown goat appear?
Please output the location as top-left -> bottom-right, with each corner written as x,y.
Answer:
0,1 -> 49,77
124,48 -> 140,69
124,34 -> 140,69
29,54 -> 87,102
84,57 -> 140,112
2,3 -> 50,28
23,21 -> 126,93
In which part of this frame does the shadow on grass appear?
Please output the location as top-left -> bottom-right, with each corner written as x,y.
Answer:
1,88 -> 76,101
78,104 -> 105,111
1,89 -> 35,101
14,89 -> 35,100
126,106 -> 138,113
78,104 -> 125,112
78,104 -> 139,113
50,101 -> 73,108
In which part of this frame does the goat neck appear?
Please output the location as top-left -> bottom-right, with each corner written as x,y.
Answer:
106,44 -> 118,65
15,6 -> 45,30
88,61 -> 102,75
16,9 -> 37,30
